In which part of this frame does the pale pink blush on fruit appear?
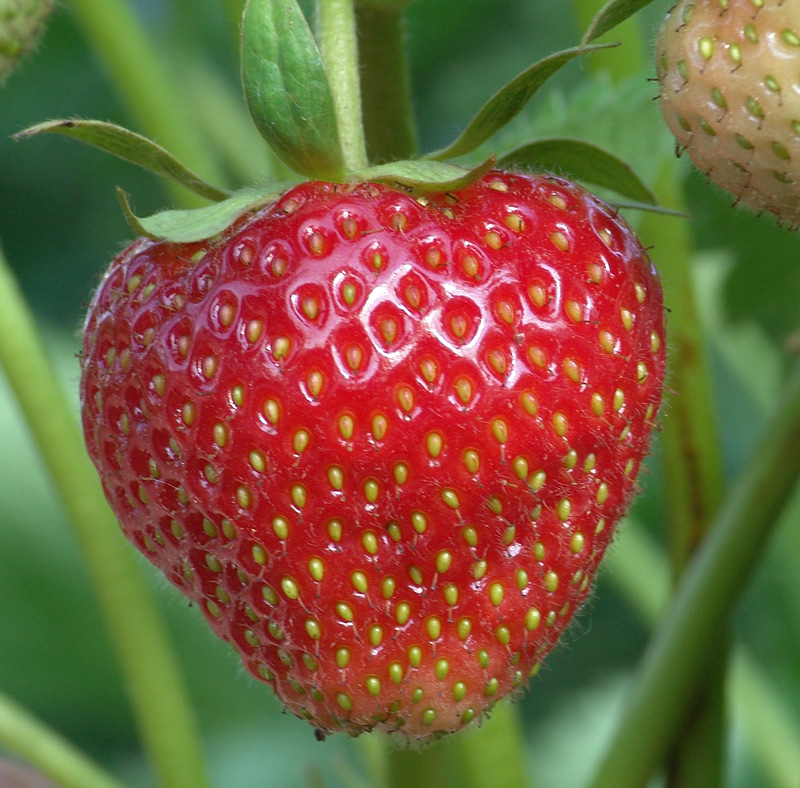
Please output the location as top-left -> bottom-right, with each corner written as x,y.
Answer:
657,0 -> 800,223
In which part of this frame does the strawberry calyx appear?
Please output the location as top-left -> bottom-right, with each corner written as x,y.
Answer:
15,0 -> 662,230
116,157 -> 499,244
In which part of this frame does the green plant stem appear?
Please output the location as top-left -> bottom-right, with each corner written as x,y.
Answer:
0,246 -> 211,788
66,0 -> 226,205
354,1 -> 417,163
641,164 -> 727,788
642,162 -> 726,574
317,0 -> 368,171
731,649 -> 800,788
0,690 -> 131,788
610,521 -> 800,788
588,359 -> 800,788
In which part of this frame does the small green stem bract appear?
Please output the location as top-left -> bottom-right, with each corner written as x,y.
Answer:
354,1 -> 417,162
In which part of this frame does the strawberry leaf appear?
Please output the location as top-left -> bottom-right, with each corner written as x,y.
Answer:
117,184 -> 293,243
15,119 -> 230,202
427,43 -> 616,162
241,0 -> 344,179
581,0 -> 659,46
498,138 -> 656,204
351,156 -> 496,191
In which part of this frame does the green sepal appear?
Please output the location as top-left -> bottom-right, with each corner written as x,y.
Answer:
117,184 -> 294,243
499,138 -> 656,204
581,0 -> 660,46
15,119 -> 230,202
241,0 -> 344,179
350,156 -> 496,192
426,43 -> 616,163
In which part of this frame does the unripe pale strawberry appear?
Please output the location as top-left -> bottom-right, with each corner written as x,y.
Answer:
0,0 -> 54,79
656,0 -> 800,223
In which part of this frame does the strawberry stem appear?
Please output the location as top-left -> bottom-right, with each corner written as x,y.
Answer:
354,1 -> 418,163
317,0 -> 369,172
0,246 -> 212,788
639,161 -> 728,788
610,521 -> 800,788
588,358 -> 800,788
0,689 -> 131,788
65,0 -> 227,206
641,168 -> 726,576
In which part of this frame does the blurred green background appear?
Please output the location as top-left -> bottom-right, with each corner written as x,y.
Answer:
1,1 -> 800,787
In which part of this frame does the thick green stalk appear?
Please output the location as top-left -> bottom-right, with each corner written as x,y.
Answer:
588,360 -> 800,788
641,164 -> 727,788
354,2 -> 417,163
317,0 -> 368,171
610,521 -> 800,788
0,246 -> 211,788
643,162 -> 726,574
0,690 -> 131,788
731,650 -> 800,788
66,0 -> 227,204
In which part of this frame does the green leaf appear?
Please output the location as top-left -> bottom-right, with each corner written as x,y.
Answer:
498,137 -> 656,203
117,184 -> 292,243
15,120 -> 230,202
581,0 -> 659,46
427,43 -> 615,162
241,0 -> 344,179
351,156 -> 496,192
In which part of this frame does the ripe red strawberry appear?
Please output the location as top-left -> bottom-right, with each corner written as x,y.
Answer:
80,169 -> 665,739
656,0 -> 800,222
